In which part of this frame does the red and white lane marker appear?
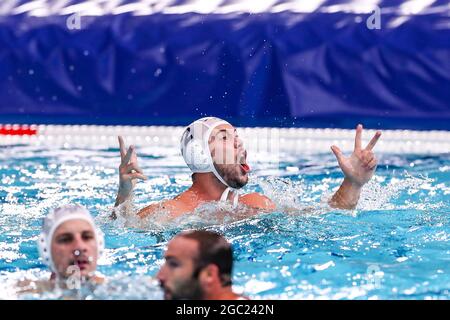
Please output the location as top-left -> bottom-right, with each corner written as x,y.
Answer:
0,123 -> 449,154
0,124 -> 38,136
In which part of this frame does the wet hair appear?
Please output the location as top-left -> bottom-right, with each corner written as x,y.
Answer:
179,230 -> 233,287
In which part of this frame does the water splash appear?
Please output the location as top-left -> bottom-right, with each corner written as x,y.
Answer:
357,172 -> 441,211
101,198 -> 264,232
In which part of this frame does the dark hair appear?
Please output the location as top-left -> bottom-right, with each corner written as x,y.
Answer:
180,230 -> 233,287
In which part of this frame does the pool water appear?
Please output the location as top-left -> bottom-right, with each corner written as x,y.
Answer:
0,144 -> 449,299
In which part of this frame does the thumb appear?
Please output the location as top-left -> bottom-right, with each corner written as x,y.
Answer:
331,145 -> 344,164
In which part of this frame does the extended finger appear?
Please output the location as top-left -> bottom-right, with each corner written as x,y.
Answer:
130,149 -> 138,162
118,136 -> 126,160
354,124 -> 363,151
331,145 -> 344,165
123,145 -> 134,165
365,131 -> 382,151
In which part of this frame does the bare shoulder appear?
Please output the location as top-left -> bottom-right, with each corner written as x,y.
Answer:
137,200 -> 175,218
239,193 -> 276,211
92,275 -> 105,285
16,279 -> 52,294
137,196 -> 193,219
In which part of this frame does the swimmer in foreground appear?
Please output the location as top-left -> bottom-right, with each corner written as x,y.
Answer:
18,204 -> 105,294
113,117 -> 381,218
158,230 -> 246,300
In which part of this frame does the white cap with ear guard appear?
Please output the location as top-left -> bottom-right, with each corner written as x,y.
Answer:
37,204 -> 104,272
180,117 -> 239,206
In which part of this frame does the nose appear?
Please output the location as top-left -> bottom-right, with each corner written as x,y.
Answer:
156,265 -> 166,282
72,234 -> 88,254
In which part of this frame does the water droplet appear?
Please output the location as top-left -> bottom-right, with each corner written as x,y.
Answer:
77,85 -> 83,91
83,50 -> 89,56
69,65 -> 75,71
28,69 -> 34,75
154,68 -> 162,77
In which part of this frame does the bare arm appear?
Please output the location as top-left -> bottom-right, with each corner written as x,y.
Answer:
136,202 -> 161,219
111,136 -> 147,219
328,124 -> 382,209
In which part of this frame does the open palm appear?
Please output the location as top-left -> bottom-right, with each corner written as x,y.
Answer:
331,125 -> 381,187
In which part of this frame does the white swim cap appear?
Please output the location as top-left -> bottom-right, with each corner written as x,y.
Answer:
180,117 -> 240,206
181,117 -> 233,186
37,204 -> 104,272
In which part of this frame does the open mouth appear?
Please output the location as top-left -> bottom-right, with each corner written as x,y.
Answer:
239,150 -> 250,173
240,163 -> 250,173
73,259 -> 89,270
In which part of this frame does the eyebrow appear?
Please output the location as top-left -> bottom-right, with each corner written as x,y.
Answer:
217,129 -> 237,134
164,255 -> 179,262
55,232 -> 73,239
56,230 -> 93,238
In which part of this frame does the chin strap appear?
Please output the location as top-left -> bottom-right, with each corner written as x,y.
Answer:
220,187 -> 239,208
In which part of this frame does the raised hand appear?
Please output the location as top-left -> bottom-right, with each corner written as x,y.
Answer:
331,124 -> 382,187
116,136 -> 147,205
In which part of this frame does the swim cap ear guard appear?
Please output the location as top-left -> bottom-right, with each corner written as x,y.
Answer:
180,117 -> 240,207
181,117 -> 231,174
37,204 -> 105,272
183,138 -> 211,172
